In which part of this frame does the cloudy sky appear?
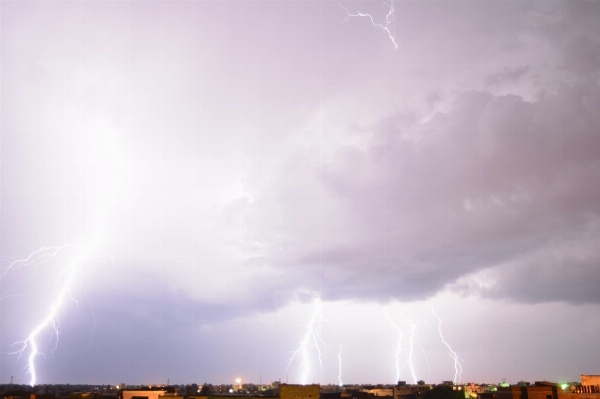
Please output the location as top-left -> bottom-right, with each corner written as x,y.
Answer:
1,0 -> 600,387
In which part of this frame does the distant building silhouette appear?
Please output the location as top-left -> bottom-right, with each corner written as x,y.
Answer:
279,384 -> 319,399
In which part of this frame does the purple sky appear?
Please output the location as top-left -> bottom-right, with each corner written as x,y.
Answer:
1,0 -> 600,387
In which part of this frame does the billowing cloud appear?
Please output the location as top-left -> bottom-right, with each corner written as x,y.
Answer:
237,75 -> 600,305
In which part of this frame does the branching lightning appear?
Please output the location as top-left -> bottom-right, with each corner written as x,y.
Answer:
8,268 -> 76,386
2,245 -> 102,386
287,295 -> 335,384
0,246 -> 71,279
400,307 -> 418,384
385,304 -> 463,385
384,307 -> 418,384
340,1 -> 398,48
0,245 -> 73,301
428,302 -> 463,384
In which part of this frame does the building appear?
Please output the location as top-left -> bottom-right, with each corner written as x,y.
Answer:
362,389 -> 393,397
580,376 -> 600,393
581,377 -> 600,386
279,384 -> 319,399
393,384 -> 427,399
121,392 -> 165,399
118,385 -> 181,399
497,382 -> 561,399
464,384 -> 493,399
495,378 -> 600,399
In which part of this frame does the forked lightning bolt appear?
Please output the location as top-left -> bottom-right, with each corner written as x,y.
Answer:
287,295 -> 335,384
428,303 -> 463,384
400,307 -> 418,384
385,307 -> 418,384
0,246 -> 70,278
3,245 -> 101,386
0,245 -> 72,301
386,304 -> 462,384
340,1 -> 398,48
8,271 -> 75,386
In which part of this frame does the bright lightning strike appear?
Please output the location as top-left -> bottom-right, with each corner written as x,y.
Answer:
383,308 -> 403,383
287,295 -> 335,384
428,302 -> 463,384
386,304 -> 462,384
400,307 -> 418,384
3,245 -> 102,386
384,307 -> 419,384
8,268 -> 76,386
340,1 -> 398,49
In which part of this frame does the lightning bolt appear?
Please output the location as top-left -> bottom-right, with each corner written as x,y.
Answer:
415,341 -> 432,374
287,295 -> 335,384
428,302 -> 463,384
337,344 -> 343,386
3,244 -> 104,386
400,307 -> 418,384
0,246 -> 66,277
383,308 -> 403,383
340,1 -> 398,49
0,245 -> 72,301
7,264 -> 76,386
